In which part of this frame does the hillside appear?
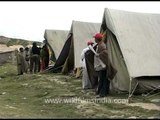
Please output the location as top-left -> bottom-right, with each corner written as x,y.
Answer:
0,36 -> 42,47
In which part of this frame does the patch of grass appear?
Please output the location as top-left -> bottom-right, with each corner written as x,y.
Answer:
0,62 -> 17,77
0,62 -> 159,118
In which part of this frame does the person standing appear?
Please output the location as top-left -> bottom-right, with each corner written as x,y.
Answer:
38,47 -> 42,72
40,41 -> 49,71
24,47 -> 30,73
80,40 -> 94,89
16,47 -> 26,75
30,42 -> 40,73
93,33 -> 117,97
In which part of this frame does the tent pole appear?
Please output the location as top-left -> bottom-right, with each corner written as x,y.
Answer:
130,82 -> 138,98
146,91 -> 160,98
128,77 -> 132,103
128,78 -> 139,103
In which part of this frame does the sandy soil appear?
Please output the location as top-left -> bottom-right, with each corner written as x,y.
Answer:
0,44 -> 24,52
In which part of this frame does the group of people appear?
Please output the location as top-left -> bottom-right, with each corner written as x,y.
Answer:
16,33 -> 116,98
16,41 -> 49,75
81,33 -> 117,98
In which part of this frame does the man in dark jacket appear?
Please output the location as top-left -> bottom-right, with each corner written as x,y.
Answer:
30,42 -> 40,73
93,33 -> 117,97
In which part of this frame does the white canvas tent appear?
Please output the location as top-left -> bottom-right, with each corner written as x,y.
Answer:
50,20 -> 101,74
100,8 -> 160,95
44,29 -> 69,61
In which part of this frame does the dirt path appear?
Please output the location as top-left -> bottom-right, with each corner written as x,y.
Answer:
126,102 -> 160,111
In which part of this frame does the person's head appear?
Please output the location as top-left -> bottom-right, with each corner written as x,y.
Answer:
32,42 -> 37,47
19,47 -> 24,52
87,40 -> 94,46
93,33 -> 103,43
43,40 -> 47,44
25,47 -> 29,51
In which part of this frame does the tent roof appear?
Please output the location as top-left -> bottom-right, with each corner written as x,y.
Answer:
71,20 -> 101,68
103,8 -> 160,78
44,29 -> 69,59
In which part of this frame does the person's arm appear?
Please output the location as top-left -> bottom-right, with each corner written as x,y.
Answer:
80,49 -> 85,64
88,45 -> 99,56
